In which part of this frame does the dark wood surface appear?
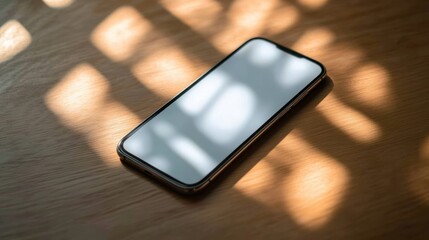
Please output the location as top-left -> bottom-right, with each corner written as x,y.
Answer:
1,0 -> 428,239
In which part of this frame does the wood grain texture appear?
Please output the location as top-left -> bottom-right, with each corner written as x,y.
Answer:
1,0 -> 428,239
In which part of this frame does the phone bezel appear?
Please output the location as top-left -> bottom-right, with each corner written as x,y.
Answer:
117,37 -> 326,193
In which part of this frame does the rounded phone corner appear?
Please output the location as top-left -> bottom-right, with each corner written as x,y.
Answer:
116,137 -> 128,158
314,60 -> 327,78
243,37 -> 278,48
179,180 -> 212,195
118,151 -> 212,196
246,36 -> 271,43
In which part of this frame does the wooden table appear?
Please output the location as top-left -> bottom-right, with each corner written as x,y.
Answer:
1,0 -> 428,239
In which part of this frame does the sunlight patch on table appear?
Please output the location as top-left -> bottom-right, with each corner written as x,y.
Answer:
0,20 -> 31,63
325,44 -> 364,74
234,160 -> 278,204
282,131 -> 349,229
45,64 -> 108,126
292,28 -> 334,53
132,45 -> 201,98
298,0 -> 328,9
211,0 -> 277,53
317,94 -> 381,143
409,135 -> 429,204
42,0 -> 74,8
160,0 -> 222,36
234,131 -> 348,229
265,4 -> 299,35
349,63 -> 392,110
91,6 -> 152,62
45,63 -> 140,166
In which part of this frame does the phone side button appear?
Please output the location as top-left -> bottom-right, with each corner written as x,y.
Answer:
306,78 -> 322,93
209,170 -> 222,182
291,90 -> 310,108
281,106 -> 292,114
290,96 -> 303,108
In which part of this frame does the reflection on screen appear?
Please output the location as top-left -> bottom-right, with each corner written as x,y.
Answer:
123,39 -> 322,185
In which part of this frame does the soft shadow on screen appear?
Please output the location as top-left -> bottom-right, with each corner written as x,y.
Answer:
122,39 -> 324,185
122,75 -> 333,197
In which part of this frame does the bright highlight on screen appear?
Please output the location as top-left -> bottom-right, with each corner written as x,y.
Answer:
123,39 -> 323,185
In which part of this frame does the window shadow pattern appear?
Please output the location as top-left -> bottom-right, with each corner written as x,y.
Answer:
0,0 -> 428,239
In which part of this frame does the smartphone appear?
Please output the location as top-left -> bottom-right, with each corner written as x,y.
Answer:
117,37 -> 326,193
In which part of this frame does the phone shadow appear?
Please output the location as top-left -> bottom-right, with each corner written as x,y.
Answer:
121,76 -> 334,200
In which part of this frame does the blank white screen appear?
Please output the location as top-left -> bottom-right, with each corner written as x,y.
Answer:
123,39 -> 322,185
